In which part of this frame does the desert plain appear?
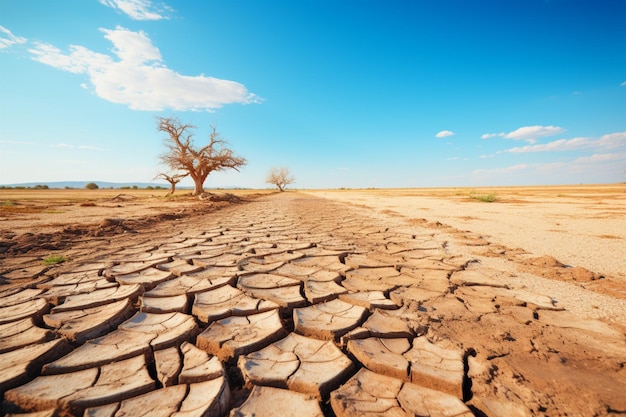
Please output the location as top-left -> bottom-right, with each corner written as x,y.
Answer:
0,184 -> 624,417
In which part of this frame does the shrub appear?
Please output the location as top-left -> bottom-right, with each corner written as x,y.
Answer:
85,182 -> 99,190
43,255 -> 66,265
470,193 -> 496,202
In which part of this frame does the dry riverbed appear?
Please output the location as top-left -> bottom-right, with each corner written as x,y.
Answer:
0,186 -> 624,417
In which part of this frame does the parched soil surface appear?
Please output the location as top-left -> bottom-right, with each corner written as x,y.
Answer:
1,192 -> 625,417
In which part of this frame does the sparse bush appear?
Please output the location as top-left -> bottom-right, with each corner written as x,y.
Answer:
470,193 -> 496,202
43,255 -> 66,265
85,182 -> 99,190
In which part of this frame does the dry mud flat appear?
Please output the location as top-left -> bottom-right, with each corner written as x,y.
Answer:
0,191 -> 625,417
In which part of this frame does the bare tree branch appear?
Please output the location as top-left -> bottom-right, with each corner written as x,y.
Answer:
157,117 -> 247,195
154,171 -> 188,196
266,167 -> 295,192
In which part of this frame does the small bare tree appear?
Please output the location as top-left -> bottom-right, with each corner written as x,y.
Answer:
155,172 -> 188,196
266,167 -> 295,192
157,117 -> 247,196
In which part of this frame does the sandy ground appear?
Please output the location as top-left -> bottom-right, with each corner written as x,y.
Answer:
0,189 -> 271,234
1,188 -> 625,416
306,185 -> 626,279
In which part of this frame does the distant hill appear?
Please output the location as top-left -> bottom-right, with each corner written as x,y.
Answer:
0,181 -> 185,189
0,181 -> 253,190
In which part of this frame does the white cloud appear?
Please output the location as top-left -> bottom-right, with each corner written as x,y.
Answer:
595,132 -> 626,150
0,26 -> 27,49
506,137 -> 589,153
504,125 -> 564,141
99,0 -> 171,20
505,131 -> 626,153
28,26 -> 259,111
101,28 -> 161,64
48,143 -> 105,151
436,130 -> 455,138
572,152 -> 626,164
621,81 -> 626,87
480,133 -> 500,139
481,125 -> 565,143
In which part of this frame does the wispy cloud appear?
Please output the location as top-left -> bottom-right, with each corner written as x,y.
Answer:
79,145 -> 105,151
571,152 -> 626,164
473,164 -> 529,176
481,125 -> 565,144
28,26 -> 260,111
0,26 -> 27,49
480,133 -> 499,139
98,0 -> 172,20
506,137 -> 588,153
49,143 -> 105,151
505,132 -> 626,153
435,130 -> 455,138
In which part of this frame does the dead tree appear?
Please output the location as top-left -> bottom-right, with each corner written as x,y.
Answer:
266,167 -> 295,192
155,172 -> 188,196
157,117 -> 247,196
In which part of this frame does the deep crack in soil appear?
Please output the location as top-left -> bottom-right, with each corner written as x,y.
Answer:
1,192 -> 625,417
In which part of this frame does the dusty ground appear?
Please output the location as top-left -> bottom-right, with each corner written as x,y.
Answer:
0,187 -> 625,417
308,185 -> 626,300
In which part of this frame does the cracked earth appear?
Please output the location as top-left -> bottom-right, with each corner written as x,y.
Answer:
1,192 -> 625,417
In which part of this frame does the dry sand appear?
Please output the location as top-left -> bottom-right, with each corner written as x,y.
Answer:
1,187 -> 625,416
306,185 -> 626,323
306,185 -> 626,279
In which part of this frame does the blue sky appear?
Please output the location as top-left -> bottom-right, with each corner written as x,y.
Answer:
1,0 -> 625,188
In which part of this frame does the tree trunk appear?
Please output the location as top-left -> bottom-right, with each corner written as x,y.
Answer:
192,176 -> 205,196
167,183 -> 176,196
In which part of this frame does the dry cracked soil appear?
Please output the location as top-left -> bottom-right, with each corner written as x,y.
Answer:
0,192 -> 625,417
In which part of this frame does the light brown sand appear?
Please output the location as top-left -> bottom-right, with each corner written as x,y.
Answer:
305,185 -> 626,324
305,185 -> 626,279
